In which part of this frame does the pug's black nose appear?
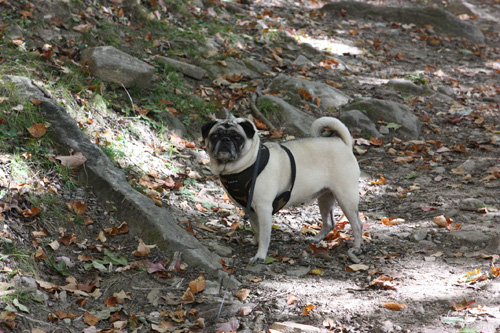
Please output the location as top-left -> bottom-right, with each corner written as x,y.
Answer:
221,137 -> 230,142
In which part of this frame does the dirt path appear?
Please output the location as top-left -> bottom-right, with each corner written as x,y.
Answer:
1,0 -> 499,332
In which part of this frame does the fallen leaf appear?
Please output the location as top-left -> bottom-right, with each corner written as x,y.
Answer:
56,152 -> 87,168
309,268 -> 323,275
134,239 -> 150,257
384,302 -> 407,311
27,123 -> 47,138
83,311 -> 100,326
287,294 -> 298,305
302,304 -> 315,316
180,288 -> 195,303
67,201 -> 87,216
20,207 -> 41,217
346,264 -> 370,272
188,276 -> 206,294
235,289 -> 250,301
433,215 -> 448,228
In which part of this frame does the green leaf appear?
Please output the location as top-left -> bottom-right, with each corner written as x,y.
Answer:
459,328 -> 478,333
264,256 -> 278,264
103,248 -> 129,266
91,260 -> 107,272
460,49 -> 474,55
386,122 -> 402,130
405,173 -> 418,179
13,298 -> 30,313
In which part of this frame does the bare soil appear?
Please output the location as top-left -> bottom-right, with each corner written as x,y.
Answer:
1,0 -> 499,332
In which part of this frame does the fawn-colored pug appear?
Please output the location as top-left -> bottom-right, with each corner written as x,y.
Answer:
202,117 -> 362,263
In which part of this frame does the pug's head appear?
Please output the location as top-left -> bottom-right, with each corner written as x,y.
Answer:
201,118 -> 258,175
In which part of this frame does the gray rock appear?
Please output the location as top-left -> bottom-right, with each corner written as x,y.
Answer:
379,125 -> 389,135
208,241 -> 233,257
411,229 -> 428,242
81,46 -> 156,88
154,56 -> 207,80
258,95 -> 316,136
292,55 -> 315,67
200,58 -> 261,79
344,98 -> 421,139
386,79 -> 425,95
321,2 -> 485,43
339,109 -> 382,138
39,99 -> 227,280
2,75 -> 45,99
447,230 -> 496,246
456,159 -> 476,174
204,280 -> 221,295
270,321 -> 323,332
243,58 -> 272,74
268,75 -> 350,112
432,166 -> 446,174
5,24 -> 24,39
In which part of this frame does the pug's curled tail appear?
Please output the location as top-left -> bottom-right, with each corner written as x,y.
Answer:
311,117 -> 353,147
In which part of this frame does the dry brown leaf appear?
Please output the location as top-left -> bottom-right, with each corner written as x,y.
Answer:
83,311 -> 100,326
181,288 -> 195,303
235,289 -> 251,301
287,294 -> 298,305
55,152 -> 87,168
433,215 -> 448,228
134,239 -> 150,257
384,302 -> 407,311
302,304 -> 315,316
67,201 -> 87,216
188,276 -> 206,294
27,123 -> 47,138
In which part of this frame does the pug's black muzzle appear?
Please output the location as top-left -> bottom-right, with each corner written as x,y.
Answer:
213,137 -> 239,162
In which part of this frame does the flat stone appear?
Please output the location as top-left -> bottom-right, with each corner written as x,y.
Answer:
447,230 -> 495,246
292,55 -> 315,67
344,98 -> 421,139
268,75 -> 350,112
270,321 -> 323,333
321,2 -> 485,43
386,79 -> 425,95
258,94 -> 316,136
155,56 -> 207,80
39,98 -> 238,286
2,75 -> 45,99
81,46 -> 156,88
339,109 -> 382,138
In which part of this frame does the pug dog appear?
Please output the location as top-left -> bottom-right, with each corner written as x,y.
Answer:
202,117 -> 363,264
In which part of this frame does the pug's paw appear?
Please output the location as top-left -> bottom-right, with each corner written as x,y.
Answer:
249,255 -> 266,265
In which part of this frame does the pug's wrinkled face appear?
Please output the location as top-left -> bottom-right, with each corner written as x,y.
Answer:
202,118 -> 256,163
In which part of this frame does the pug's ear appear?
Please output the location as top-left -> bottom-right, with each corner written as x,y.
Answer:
238,119 -> 256,139
201,121 -> 218,139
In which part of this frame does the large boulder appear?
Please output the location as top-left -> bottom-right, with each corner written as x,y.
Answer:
343,99 -> 421,139
268,75 -> 349,112
322,1 -> 485,44
258,95 -> 316,136
81,46 -> 156,88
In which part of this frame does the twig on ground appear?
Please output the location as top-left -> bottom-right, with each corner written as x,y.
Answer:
249,93 -> 277,132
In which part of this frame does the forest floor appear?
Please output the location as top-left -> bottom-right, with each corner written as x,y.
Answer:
0,0 -> 499,332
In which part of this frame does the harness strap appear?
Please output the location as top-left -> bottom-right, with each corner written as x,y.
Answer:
271,145 -> 296,214
243,146 -> 262,220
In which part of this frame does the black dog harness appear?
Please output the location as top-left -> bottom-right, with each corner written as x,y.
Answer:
219,145 -> 296,219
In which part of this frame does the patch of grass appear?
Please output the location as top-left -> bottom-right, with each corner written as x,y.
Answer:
0,241 -> 37,276
405,73 -> 428,85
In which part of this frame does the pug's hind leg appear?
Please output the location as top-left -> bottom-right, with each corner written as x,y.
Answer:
306,192 -> 336,244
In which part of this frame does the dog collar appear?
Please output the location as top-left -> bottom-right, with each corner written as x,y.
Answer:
219,144 -> 296,219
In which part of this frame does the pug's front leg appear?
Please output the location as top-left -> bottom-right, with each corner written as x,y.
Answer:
249,206 -> 273,264
248,211 -> 259,245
